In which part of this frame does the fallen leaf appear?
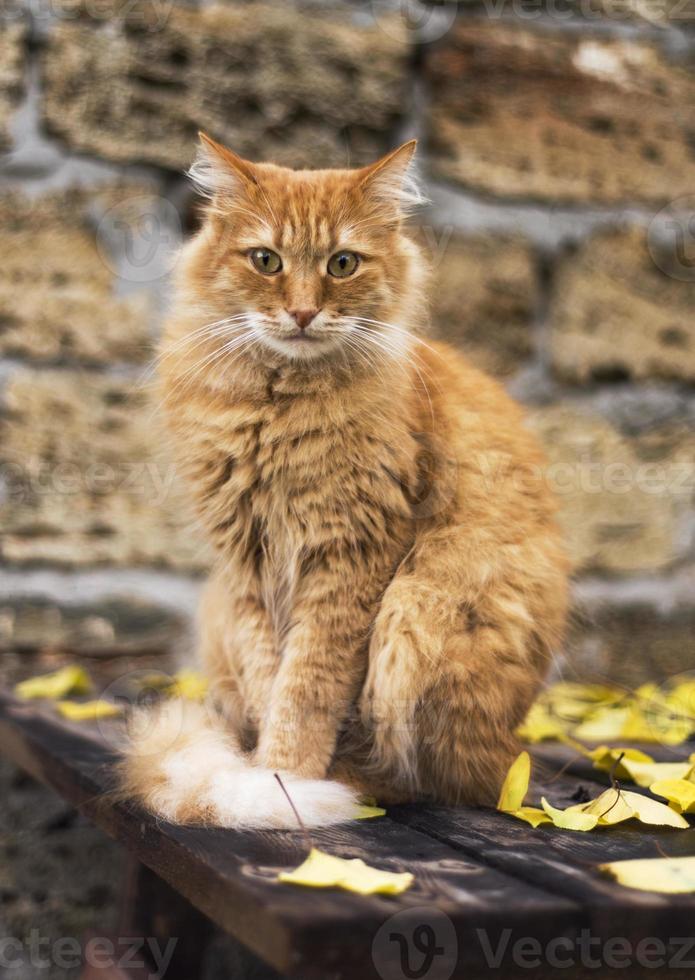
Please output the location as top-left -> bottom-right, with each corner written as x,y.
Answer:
600,857 -> 695,894
621,706 -> 692,746
354,805 -> 386,820
278,848 -> 413,896
15,665 -> 91,701
573,707 -> 630,743
511,806 -> 552,828
497,751 -> 531,812
579,788 -> 637,825
549,682 -> 623,705
541,797 -> 599,831
650,778 -> 695,814
622,759 -> 694,788
516,704 -> 568,743
168,670 -> 208,702
56,700 -> 123,722
579,788 -> 689,829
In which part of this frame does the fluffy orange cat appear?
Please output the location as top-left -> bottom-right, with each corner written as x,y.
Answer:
122,134 -> 569,828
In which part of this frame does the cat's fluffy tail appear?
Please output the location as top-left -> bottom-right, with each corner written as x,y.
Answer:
119,700 -> 360,829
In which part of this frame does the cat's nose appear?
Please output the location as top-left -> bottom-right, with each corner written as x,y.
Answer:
287,307 -> 320,330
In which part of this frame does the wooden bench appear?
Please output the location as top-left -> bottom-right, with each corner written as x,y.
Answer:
1,687 -> 694,979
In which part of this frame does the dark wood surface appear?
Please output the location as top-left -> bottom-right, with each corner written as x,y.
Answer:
1,689 -> 694,979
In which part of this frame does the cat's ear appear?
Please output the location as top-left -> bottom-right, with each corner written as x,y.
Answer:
188,132 -> 258,199
357,140 -> 426,215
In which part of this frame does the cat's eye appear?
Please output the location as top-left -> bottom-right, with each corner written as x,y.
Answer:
249,248 -> 282,275
327,251 -> 359,278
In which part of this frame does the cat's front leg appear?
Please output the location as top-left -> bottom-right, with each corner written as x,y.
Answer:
255,556 -> 378,779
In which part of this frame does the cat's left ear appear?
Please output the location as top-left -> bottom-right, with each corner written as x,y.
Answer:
357,140 -> 426,215
188,132 -> 258,200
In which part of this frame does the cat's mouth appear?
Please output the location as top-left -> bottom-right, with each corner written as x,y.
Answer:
286,332 -> 321,342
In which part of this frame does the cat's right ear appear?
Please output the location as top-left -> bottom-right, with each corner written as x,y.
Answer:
188,133 -> 258,199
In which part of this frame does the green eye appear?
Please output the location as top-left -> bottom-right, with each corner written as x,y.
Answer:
250,248 -> 282,275
327,251 -> 359,278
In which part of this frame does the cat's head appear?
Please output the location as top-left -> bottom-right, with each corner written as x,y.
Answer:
179,134 -> 427,367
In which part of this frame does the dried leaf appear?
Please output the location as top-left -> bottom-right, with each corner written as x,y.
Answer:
516,704 -> 568,743
278,848 -> 413,896
354,805 -> 386,820
15,665 -> 91,701
580,788 -> 689,829
511,806 -> 552,828
622,759 -> 694,788
650,778 -> 695,814
56,699 -> 123,722
573,707 -> 630,742
168,670 -> 208,702
600,857 -> 695,894
541,797 -> 599,831
497,751 -> 531,812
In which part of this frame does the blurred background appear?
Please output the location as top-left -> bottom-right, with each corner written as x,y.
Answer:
1,0 -> 694,972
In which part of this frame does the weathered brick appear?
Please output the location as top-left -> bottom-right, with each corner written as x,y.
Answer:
424,230 -> 536,378
0,369 -> 209,569
425,21 -> 695,204
0,23 -> 24,151
0,595 -> 187,656
42,3 -> 409,170
529,406 -> 694,574
569,596 -> 695,686
0,188 -> 157,366
550,226 -> 695,383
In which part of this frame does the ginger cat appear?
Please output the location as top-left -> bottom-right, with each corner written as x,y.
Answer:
122,135 -> 568,828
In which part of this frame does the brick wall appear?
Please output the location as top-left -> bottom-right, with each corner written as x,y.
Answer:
1,0 -> 694,697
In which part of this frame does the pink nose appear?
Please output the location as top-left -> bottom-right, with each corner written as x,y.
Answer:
288,307 -> 320,330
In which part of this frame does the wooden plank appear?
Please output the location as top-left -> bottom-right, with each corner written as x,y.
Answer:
390,759 -> 695,948
0,691 -> 581,980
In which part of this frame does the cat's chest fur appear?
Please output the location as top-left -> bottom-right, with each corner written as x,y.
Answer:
181,370 -> 420,602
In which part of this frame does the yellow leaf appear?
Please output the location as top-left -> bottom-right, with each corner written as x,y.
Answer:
516,704 -> 567,743
548,682 -> 623,705
354,805 -> 386,820
137,671 -> 173,690
651,778 -> 695,814
621,706 -> 692,746
620,790 -> 689,828
278,848 -> 413,896
588,745 -> 653,779
56,700 -> 123,722
541,797 -> 599,831
622,759 -> 694,788
600,857 -> 695,894
573,707 -> 629,742
15,665 -> 91,701
497,751 -> 531,812
580,788 -> 636,825
579,787 -> 689,828
509,806 -> 552,828
168,670 -> 208,702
